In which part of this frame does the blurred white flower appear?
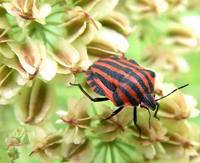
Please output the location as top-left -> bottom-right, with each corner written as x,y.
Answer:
93,27 -> 129,53
176,56 -> 190,73
153,0 -> 169,13
56,110 -> 68,117
39,57 -> 57,81
180,16 -> 200,39
184,95 -> 200,118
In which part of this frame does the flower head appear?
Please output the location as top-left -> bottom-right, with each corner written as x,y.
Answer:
2,0 -> 51,24
57,97 -> 91,144
92,104 -> 132,142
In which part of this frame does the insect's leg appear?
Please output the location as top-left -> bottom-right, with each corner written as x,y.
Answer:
133,106 -> 142,137
154,103 -> 160,120
70,83 -> 109,102
104,106 -> 124,120
144,108 -> 151,129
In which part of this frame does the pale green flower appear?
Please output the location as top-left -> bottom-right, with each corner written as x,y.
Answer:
57,98 -> 91,144
157,83 -> 198,119
61,140 -> 92,163
92,104 -> 132,142
0,65 -> 21,105
30,132 -> 62,160
2,0 -> 51,24
15,79 -> 54,125
144,47 -> 190,74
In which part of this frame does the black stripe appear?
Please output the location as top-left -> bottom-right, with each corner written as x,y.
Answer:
142,70 -> 155,92
119,86 -> 139,105
143,69 -> 155,92
116,58 -> 139,68
88,81 -> 95,87
144,69 -> 155,78
86,71 -> 105,96
92,73 -> 124,106
87,69 -> 125,105
112,91 -> 124,106
93,73 -> 116,92
108,59 -> 152,92
89,81 -> 105,95
112,60 -> 153,90
129,59 -> 139,66
122,58 -> 139,66
113,59 -> 154,92
92,64 -> 143,100
98,60 -> 153,92
93,86 -> 105,96
140,70 -> 153,93
86,74 -> 92,81
95,61 -> 149,92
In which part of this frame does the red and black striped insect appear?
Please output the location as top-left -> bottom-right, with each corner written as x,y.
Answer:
71,56 -> 188,134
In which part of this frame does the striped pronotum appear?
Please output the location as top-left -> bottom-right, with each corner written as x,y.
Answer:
86,56 -> 155,107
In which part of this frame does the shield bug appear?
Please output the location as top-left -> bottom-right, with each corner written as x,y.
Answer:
71,56 -> 188,134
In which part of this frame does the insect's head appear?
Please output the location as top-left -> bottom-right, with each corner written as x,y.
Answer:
140,84 -> 189,111
140,93 -> 157,111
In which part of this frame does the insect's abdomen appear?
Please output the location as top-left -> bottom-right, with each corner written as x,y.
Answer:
86,56 -> 156,107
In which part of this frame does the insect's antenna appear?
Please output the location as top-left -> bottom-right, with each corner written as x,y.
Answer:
155,84 -> 189,101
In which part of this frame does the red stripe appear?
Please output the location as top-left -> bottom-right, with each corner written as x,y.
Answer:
91,66 -> 139,104
119,58 -> 155,87
117,88 -> 132,106
100,58 -> 152,93
91,85 -> 98,92
144,71 -> 155,89
95,62 -> 145,93
105,58 -> 152,89
87,72 -> 139,105
87,79 -> 94,84
90,85 -> 96,90
93,62 -> 141,102
120,58 -> 142,69
91,66 -> 120,87
122,59 -> 154,81
92,77 -> 114,103
87,64 -> 143,105
91,67 -> 118,105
